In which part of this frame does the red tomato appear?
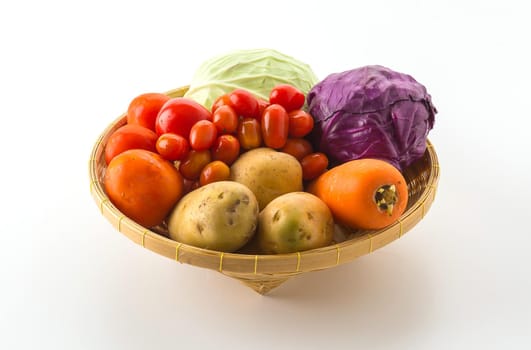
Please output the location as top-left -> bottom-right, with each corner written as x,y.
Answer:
212,105 -> 238,134
257,98 -> 270,116
127,93 -> 170,131
288,110 -> 314,138
189,120 -> 217,151
269,84 -> 305,112
104,124 -> 157,164
211,135 -> 240,165
229,89 -> 259,119
211,94 -> 231,113
179,150 -> 212,180
182,178 -> 200,194
301,153 -> 329,180
156,133 -> 190,161
261,104 -> 289,149
199,161 -> 231,186
238,118 -> 262,150
280,138 -> 313,161
155,98 -> 212,138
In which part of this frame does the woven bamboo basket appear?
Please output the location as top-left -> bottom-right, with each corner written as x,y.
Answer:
89,86 -> 440,295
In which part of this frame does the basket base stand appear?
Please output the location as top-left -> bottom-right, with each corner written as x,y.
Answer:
238,277 -> 289,295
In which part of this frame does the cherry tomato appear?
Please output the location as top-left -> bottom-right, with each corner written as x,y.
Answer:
189,120 -> 217,151
212,105 -> 238,134
261,104 -> 289,149
211,135 -> 240,165
269,84 -> 305,112
257,98 -> 270,116
229,89 -> 260,119
301,153 -> 329,181
238,118 -> 262,150
211,94 -> 231,113
155,97 -> 212,137
199,161 -> 230,186
179,149 -> 212,180
182,178 -> 200,195
288,110 -> 314,138
104,124 -> 157,165
156,133 -> 190,161
280,138 -> 313,161
127,93 -> 170,131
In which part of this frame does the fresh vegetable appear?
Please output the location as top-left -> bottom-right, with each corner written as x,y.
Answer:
189,120 -> 217,151
179,149 -> 212,180
307,158 -> 408,230
104,149 -> 183,227
155,98 -> 212,137
300,152 -> 328,181
307,65 -> 437,171
127,93 -> 170,131
183,49 -> 317,110
280,138 -> 313,161
212,105 -> 238,134
182,178 -> 200,195
261,104 -> 289,149
256,192 -> 334,254
257,98 -> 270,116
211,94 -> 231,113
230,148 -> 303,210
199,160 -> 231,186
104,124 -> 157,165
228,89 -> 260,119
288,110 -> 314,138
238,118 -> 262,150
269,84 -> 305,112
156,133 -> 190,161
211,135 -> 240,165
167,181 -> 259,252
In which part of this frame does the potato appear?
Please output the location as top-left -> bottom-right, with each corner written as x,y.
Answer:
167,181 -> 259,252
230,148 -> 303,210
256,192 -> 334,254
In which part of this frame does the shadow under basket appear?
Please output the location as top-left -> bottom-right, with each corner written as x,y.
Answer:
89,86 -> 440,295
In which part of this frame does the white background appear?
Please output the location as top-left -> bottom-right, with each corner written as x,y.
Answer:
1,1 -> 530,349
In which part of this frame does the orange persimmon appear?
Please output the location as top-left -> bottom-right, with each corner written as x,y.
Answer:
307,158 -> 408,230
104,149 -> 184,227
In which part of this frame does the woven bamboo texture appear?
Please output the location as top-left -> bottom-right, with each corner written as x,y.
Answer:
89,86 -> 440,295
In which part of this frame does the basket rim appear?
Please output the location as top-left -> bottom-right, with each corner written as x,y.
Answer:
88,86 -> 440,277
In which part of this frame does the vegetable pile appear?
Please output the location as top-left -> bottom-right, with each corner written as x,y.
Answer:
101,51 -> 437,255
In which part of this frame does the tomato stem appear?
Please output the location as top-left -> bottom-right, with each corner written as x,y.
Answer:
374,185 -> 397,216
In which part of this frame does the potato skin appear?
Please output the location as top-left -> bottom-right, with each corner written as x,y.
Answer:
167,181 -> 259,252
257,192 -> 334,254
230,148 -> 303,210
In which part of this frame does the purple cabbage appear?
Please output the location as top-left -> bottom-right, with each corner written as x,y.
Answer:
307,65 -> 437,171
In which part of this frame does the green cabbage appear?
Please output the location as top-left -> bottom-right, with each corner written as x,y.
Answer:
183,49 -> 318,110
